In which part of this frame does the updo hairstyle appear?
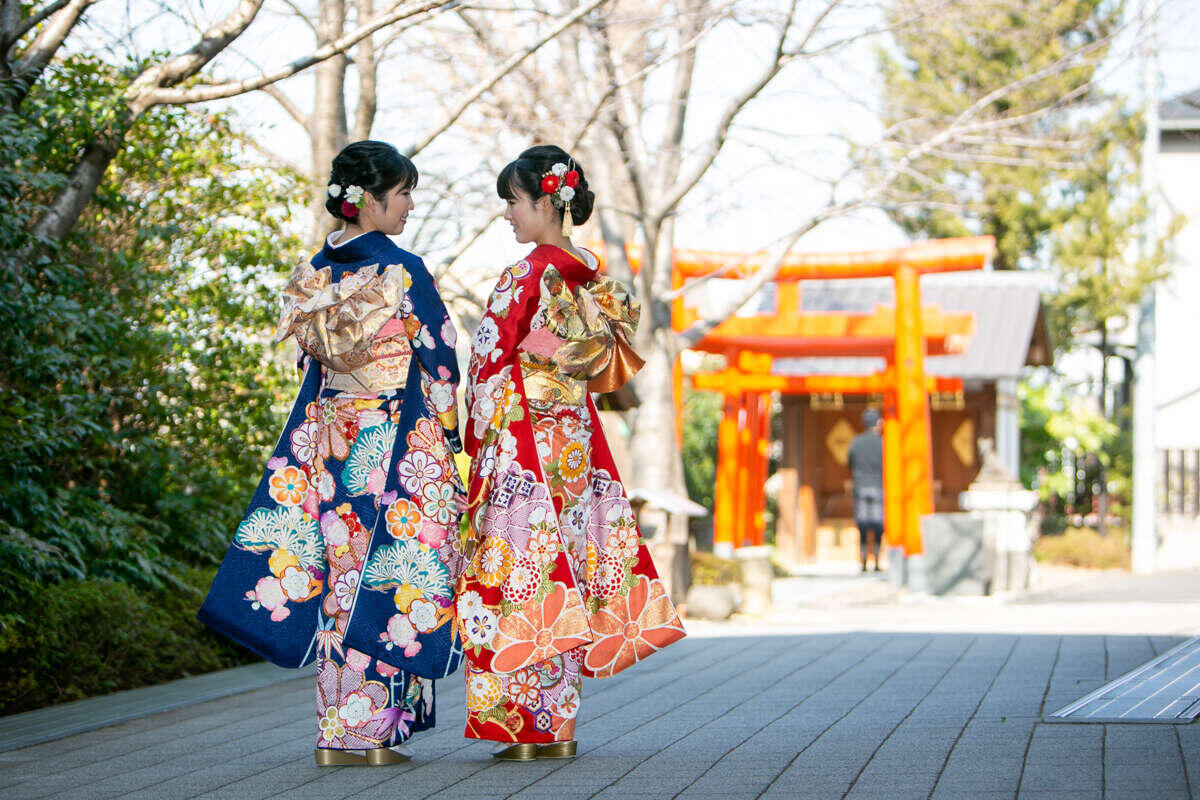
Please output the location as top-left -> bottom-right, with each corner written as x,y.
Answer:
325,140 -> 418,222
496,144 -> 595,227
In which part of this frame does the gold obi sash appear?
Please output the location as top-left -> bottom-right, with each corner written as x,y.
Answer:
519,355 -> 587,406
324,340 -> 412,394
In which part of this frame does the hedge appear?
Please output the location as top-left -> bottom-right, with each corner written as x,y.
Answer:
0,568 -> 257,714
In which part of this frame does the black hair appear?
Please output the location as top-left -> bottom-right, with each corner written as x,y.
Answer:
325,140 -> 418,222
496,144 -> 595,227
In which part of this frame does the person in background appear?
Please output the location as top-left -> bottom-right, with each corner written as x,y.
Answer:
849,407 -> 885,573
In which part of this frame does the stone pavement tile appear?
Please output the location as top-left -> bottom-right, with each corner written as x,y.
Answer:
932,774 -> 1022,799
843,783 -> 938,800
0,684 -> 309,790
1104,788 -> 1190,800
683,766 -> 786,796
1017,792 -> 1103,800
1105,762 -> 1191,798
10,706 -> 314,799
1019,762 -> 1102,793
425,639 -> 797,800
11,628 -> 1195,800
1174,724 -> 1200,795
757,766 -> 859,800
1016,724 -> 1102,795
587,691 -> 835,795
0,663 -> 305,755
186,753 -> 320,800
130,735 -> 331,799
1104,724 -> 1185,770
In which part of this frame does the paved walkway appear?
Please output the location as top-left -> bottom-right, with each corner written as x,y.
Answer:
2,569 -> 1198,799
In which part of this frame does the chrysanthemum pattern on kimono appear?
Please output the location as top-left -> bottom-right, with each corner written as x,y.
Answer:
458,244 -> 685,744
200,232 -> 466,752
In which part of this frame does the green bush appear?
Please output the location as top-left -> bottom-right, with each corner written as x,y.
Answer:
1033,526 -> 1130,571
0,568 -> 256,714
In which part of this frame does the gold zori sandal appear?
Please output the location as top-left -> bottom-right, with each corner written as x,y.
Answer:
491,741 -> 578,761
537,741 -> 578,758
314,749 -> 366,766
314,747 -> 411,766
492,742 -> 538,761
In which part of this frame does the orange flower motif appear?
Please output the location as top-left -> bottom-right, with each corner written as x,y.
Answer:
583,575 -> 686,678
385,499 -> 422,539
475,537 -> 513,587
558,441 -> 589,482
466,669 -> 503,712
585,539 -> 599,583
490,584 -> 591,673
268,466 -> 308,506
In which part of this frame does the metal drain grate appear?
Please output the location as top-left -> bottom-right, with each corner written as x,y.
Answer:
1047,636 -> 1200,723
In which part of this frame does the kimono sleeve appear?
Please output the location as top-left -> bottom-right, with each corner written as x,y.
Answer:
463,258 -> 543,460
400,256 -> 463,453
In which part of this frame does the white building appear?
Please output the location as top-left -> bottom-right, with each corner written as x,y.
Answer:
1154,88 -> 1200,565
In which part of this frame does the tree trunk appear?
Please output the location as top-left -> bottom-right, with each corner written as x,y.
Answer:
309,0 -> 349,248
352,0 -> 377,141
628,213 -> 692,602
28,125 -> 125,245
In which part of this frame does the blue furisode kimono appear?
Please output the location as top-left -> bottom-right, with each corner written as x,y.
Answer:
200,231 -> 466,751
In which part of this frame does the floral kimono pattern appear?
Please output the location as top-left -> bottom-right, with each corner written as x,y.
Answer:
458,244 -> 686,744
200,231 -> 466,750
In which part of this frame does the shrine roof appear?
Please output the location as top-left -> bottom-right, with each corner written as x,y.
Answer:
767,270 -> 1051,380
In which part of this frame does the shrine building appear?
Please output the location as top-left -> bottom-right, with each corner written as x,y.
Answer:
659,237 -> 1051,566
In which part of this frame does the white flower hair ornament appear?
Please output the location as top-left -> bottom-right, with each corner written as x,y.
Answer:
327,183 -> 366,219
539,161 -> 581,236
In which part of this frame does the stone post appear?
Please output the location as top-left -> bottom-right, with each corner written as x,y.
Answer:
958,439 -> 1039,592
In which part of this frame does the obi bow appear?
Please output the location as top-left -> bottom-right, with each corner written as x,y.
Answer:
540,269 -> 645,393
275,260 -> 406,373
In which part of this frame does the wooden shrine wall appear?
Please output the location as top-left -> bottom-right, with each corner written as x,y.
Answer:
797,388 -> 996,520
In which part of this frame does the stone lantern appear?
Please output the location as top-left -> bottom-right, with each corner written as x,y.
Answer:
958,438 -> 1039,592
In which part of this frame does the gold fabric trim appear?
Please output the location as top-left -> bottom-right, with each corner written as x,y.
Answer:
520,357 -> 587,406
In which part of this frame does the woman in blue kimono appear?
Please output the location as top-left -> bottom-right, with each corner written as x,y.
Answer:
200,141 -> 467,766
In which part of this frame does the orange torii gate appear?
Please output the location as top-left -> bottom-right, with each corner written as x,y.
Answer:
629,236 -> 995,562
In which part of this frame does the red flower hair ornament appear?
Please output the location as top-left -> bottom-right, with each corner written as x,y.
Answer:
541,162 -> 581,236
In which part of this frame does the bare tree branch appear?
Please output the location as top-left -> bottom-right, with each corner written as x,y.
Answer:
654,0 -> 815,221
5,0 -> 100,106
9,0 -> 72,45
277,0 -> 321,38
135,0 -> 454,107
675,199 -> 867,349
124,0 -> 269,112
262,83 -> 311,128
406,0 -> 610,157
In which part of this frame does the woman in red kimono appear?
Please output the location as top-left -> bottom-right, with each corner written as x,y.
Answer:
457,145 -> 686,760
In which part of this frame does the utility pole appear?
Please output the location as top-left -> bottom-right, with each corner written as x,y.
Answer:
1132,0 -> 1159,574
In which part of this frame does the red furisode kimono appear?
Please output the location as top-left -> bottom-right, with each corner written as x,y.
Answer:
456,244 -> 686,744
